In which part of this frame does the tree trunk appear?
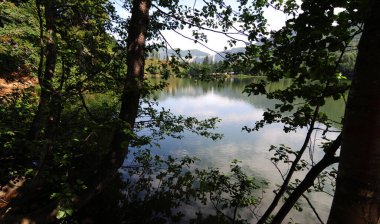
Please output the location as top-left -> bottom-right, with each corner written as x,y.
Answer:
110,0 -> 151,166
28,0 -> 57,141
327,1 -> 380,223
1,2 -> 60,220
75,0 -> 151,209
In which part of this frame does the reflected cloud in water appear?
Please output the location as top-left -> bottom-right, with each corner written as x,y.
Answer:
130,77 -> 343,223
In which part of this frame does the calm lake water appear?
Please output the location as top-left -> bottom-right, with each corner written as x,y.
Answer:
130,76 -> 345,223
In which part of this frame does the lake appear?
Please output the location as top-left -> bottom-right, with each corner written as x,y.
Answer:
128,76 -> 345,223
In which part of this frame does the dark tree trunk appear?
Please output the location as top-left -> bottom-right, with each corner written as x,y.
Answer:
76,0 -> 151,209
1,1 -> 58,218
28,0 -> 57,141
327,1 -> 380,223
110,0 -> 151,167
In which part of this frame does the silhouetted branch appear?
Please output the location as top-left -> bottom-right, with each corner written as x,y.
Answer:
302,194 -> 325,224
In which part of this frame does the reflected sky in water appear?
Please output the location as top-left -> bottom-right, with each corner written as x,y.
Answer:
132,77 -> 344,223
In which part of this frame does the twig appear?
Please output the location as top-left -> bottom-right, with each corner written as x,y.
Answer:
171,29 -> 227,60
271,160 -> 285,181
152,3 -> 250,45
157,31 -> 189,64
302,194 -> 325,224
78,91 -> 98,122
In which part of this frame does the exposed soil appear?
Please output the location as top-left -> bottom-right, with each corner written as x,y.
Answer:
0,177 -> 25,209
0,76 -> 37,97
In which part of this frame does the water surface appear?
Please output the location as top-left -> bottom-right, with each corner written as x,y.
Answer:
133,76 -> 345,222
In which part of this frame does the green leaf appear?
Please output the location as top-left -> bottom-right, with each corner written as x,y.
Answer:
56,210 -> 66,219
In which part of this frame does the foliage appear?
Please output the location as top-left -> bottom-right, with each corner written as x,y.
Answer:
0,89 -> 37,186
0,0 -> 368,223
227,0 -> 364,222
0,1 -> 39,79
235,0 -> 362,132
120,150 -> 266,224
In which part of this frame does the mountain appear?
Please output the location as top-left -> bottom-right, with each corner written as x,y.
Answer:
153,49 -> 209,63
150,47 -> 246,63
213,47 -> 246,62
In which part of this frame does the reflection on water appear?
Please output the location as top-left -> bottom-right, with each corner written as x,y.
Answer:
133,76 -> 345,223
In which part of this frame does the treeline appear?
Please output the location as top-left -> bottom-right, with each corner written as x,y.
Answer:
187,56 -> 255,77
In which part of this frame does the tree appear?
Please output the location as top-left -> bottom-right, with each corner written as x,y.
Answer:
1,0 -> 226,222
28,0 -> 57,141
231,0 -> 379,223
233,0 -> 363,223
327,0 -> 380,223
202,55 -> 210,65
76,0 -> 152,208
4,0 -> 378,222
1,0 -> 118,221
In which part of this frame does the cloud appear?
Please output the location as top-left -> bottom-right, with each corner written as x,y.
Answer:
158,92 -> 264,122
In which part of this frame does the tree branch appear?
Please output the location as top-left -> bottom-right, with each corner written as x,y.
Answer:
257,106 -> 320,224
270,133 -> 342,223
152,3 -> 250,44
302,194 -> 325,224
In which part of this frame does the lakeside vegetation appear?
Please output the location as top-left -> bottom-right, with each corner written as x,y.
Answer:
1,0 -> 379,223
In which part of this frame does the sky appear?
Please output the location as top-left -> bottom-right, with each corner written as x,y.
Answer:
113,0 -> 288,54
160,6 -> 287,54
